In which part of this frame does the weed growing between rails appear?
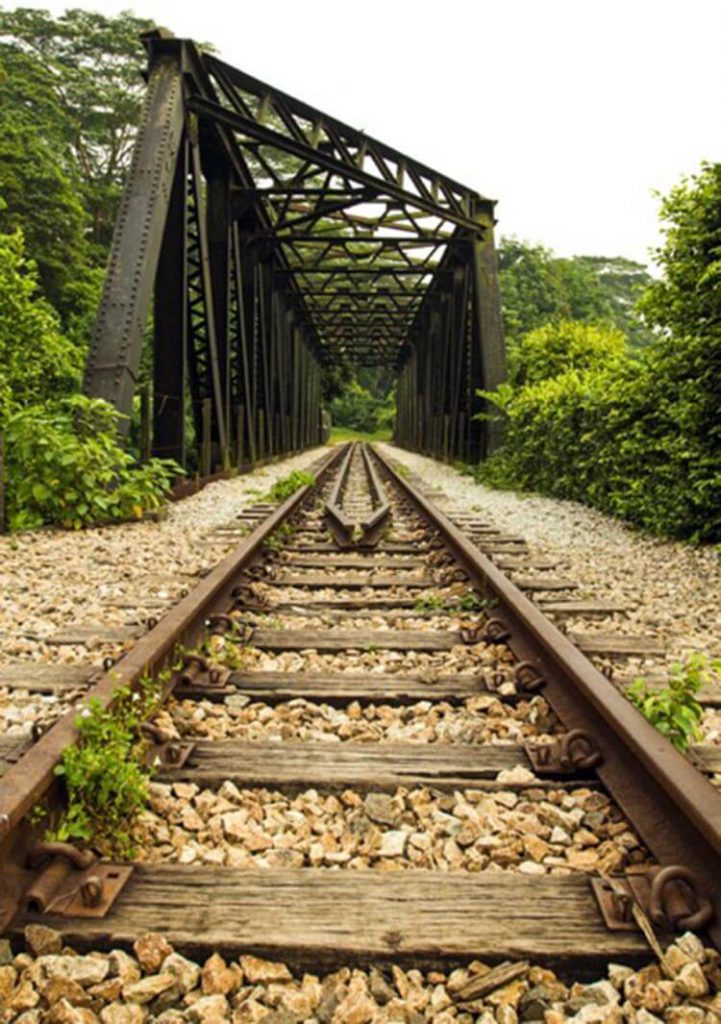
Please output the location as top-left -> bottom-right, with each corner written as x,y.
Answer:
262,470 -> 315,503
626,651 -> 721,752
414,589 -> 495,613
264,521 -> 297,553
40,671 -> 169,857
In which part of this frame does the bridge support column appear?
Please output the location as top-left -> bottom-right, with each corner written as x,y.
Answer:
83,36 -> 185,430
153,133 -> 188,466
469,204 -> 506,459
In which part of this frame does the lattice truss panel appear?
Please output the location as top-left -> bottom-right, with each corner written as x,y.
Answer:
200,54 -> 490,366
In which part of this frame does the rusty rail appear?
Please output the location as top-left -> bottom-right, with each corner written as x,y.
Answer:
359,443 -> 391,545
372,444 -> 721,947
0,443 -> 347,931
324,442 -> 356,546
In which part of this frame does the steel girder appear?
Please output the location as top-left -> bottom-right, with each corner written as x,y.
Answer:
83,29 -> 506,469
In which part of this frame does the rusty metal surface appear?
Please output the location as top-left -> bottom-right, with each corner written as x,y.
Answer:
324,443 -> 356,547
372,444 -> 721,946
359,443 -> 391,545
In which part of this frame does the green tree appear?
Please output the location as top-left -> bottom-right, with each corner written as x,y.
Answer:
641,162 -> 721,339
498,238 -> 653,345
0,7 -> 154,252
573,255 -> 654,346
478,165 -> 721,542
497,238 -> 563,339
640,162 -> 721,465
0,226 -> 81,423
0,44 -> 91,318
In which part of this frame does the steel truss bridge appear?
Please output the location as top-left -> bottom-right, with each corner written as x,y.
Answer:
83,29 -> 507,470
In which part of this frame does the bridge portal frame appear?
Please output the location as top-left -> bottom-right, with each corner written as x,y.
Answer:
83,30 -> 506,470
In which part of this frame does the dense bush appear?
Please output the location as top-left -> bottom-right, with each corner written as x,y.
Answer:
507,319 -> 627,386
0,227 -> 81,418
478,323 -> 721,541
4,397 -> 180,531
328,380 -> 395,434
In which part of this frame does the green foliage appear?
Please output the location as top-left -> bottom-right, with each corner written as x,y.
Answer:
0,228 -> 81,418
263,470 -> 315,503
4,396 -> 180,531
478,312 -> 721,542
0,7 -> 153,254
50,676 -> 162,856
414,593 -> 446,613
0,45 -> 91,317
626,652 -> 720,752
413,589 -> 488,613
329,379 -> 396,435
508,319 -> 627,386
455,590 -> 490,611
574,255 -> 657,348
640,162 -> 721,340
498,238 -> 654,347
264,521 -> 295,552
328,426 -> 392,443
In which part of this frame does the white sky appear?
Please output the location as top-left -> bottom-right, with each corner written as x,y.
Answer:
9,0 -> 721,267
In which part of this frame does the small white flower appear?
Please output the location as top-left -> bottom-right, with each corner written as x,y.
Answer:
80,708 -> 92,719
132,692 -> 141,702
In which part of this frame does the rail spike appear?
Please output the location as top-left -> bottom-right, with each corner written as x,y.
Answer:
524,729 -> 603,776
649,865 -> 715,932
514,660 -> 546,693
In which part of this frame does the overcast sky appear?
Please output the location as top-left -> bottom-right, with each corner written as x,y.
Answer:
12,0 -> 721,267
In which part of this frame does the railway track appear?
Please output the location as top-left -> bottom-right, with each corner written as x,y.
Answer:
2,442 -> 721,1017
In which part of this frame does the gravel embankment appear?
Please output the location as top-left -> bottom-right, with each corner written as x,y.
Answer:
0,448 -> 325,736
378,444 -> 721,679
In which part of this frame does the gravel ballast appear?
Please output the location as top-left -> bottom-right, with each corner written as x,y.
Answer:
4,926 -> 721,1024
134,781 -> 647,876
377,445 -> 721,685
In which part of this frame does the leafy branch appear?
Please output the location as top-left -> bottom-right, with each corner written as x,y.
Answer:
626,651 -> 721,752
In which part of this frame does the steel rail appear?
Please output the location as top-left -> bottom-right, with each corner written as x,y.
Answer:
359,443 -> 391,544
371,444 -> 721,946
324,442 -> 356,546
0,444 -> 347,930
